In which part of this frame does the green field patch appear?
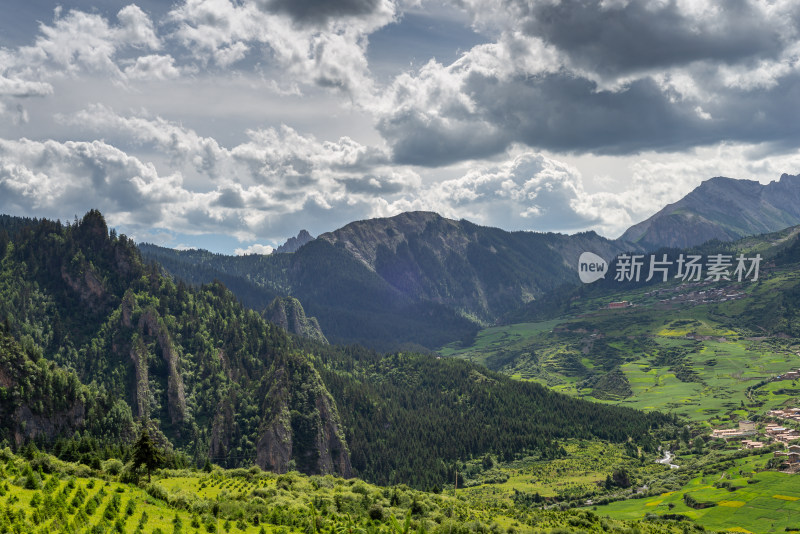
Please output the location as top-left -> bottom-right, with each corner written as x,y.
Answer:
597,453 -> 800,533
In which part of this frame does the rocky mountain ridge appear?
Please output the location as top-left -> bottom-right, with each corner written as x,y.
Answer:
621,174 -> 800,249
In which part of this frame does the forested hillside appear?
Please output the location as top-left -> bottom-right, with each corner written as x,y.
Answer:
0,212 -> 671,488
0,211 -> 351,477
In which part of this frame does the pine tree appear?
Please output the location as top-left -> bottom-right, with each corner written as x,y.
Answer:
132,429 -> 164,482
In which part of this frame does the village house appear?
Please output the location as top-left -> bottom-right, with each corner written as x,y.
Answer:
711,420 -> 757,440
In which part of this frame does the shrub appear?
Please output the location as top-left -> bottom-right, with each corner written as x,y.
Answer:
102,459 -> 124,476
369,504 -> 385,521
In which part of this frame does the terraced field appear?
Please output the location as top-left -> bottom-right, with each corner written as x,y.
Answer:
0,449 -> 704,534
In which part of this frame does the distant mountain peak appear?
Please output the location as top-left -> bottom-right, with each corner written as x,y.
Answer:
274,229 -> 315,254
620,173 -> 800,250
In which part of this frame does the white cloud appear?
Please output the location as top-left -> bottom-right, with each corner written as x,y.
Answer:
0,77 -> 54,97
381,152 -> 610,233
123,55 -> 182,80
0,4 -> 172,90
234,243 -> 274,255
116,4 -> 162,50
1,107 -> 419,245
167,0 -> 394,98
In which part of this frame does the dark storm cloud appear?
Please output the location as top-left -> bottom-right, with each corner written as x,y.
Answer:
213,187 -> 246,208
471,73 -> 705,154
338,174 -> 406,194
380,72 -> 708,166
258,0 -> 383,25
515,0 -> 790,76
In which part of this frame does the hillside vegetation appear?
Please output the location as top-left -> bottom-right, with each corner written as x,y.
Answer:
0,211 -> 669,490
445,226 -> 800,423
0,447 -> 706,534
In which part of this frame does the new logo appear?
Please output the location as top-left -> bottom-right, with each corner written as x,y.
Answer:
578,252 -> 608,284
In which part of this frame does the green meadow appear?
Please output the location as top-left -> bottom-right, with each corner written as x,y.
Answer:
596,453 -> 800,534
442,297 -> 800,422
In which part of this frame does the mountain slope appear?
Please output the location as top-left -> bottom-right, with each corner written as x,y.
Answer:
0,211 -> 351,476
141,212 -> 633,349
621,173 -> 800,250
0,211 -> 672,488
445,225 -> 800,421
319,211 -> 630,320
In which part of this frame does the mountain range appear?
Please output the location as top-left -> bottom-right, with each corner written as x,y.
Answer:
139,173 -> 800,350
141,212 -> 630,350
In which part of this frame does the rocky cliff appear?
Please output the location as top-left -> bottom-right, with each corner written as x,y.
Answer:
274,230 -> 315,254
265,296 -> 328,344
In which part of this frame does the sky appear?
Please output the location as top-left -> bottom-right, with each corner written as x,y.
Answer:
2,0 -> 800,255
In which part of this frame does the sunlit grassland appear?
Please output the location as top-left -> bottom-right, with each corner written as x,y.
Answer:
595,454 -> 800,534
438,320 -> 564,362
458,441 -> 657,503
0,449 -> 706,534
442,301 -> 800,422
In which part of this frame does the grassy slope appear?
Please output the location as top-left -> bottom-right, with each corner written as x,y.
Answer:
440,230 -> 800,533
598,453 -> 800,534
441,267 -> 800,423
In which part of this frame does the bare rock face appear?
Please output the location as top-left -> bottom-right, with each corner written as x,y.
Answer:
254,361 -> 351,477
61,262 -> 107,305
138,309 -> 187,425
312,391 -> 352,477
275,230 -> 315,254
12,403 -> 85,447
209,396 -> 237,462
265,296 -> 328,344
255,403 -> 292,472
119,298 -> 187,425
129,338 -> 150,419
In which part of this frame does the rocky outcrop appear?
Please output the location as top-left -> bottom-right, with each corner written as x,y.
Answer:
61,262 -> 107,304
12,403 -> 85,447
255,402 -> 293,473
121,296 -> 187,424
265,296 -> 328,344
209,395 -> 237,461
275,230 -> 315,254
137,309 -> 187,425
312,391 -> 352,476
129,337 -> 151,419
254,361 -> 351,477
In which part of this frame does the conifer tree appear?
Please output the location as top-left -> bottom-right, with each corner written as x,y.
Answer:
132,428 -> 164,482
